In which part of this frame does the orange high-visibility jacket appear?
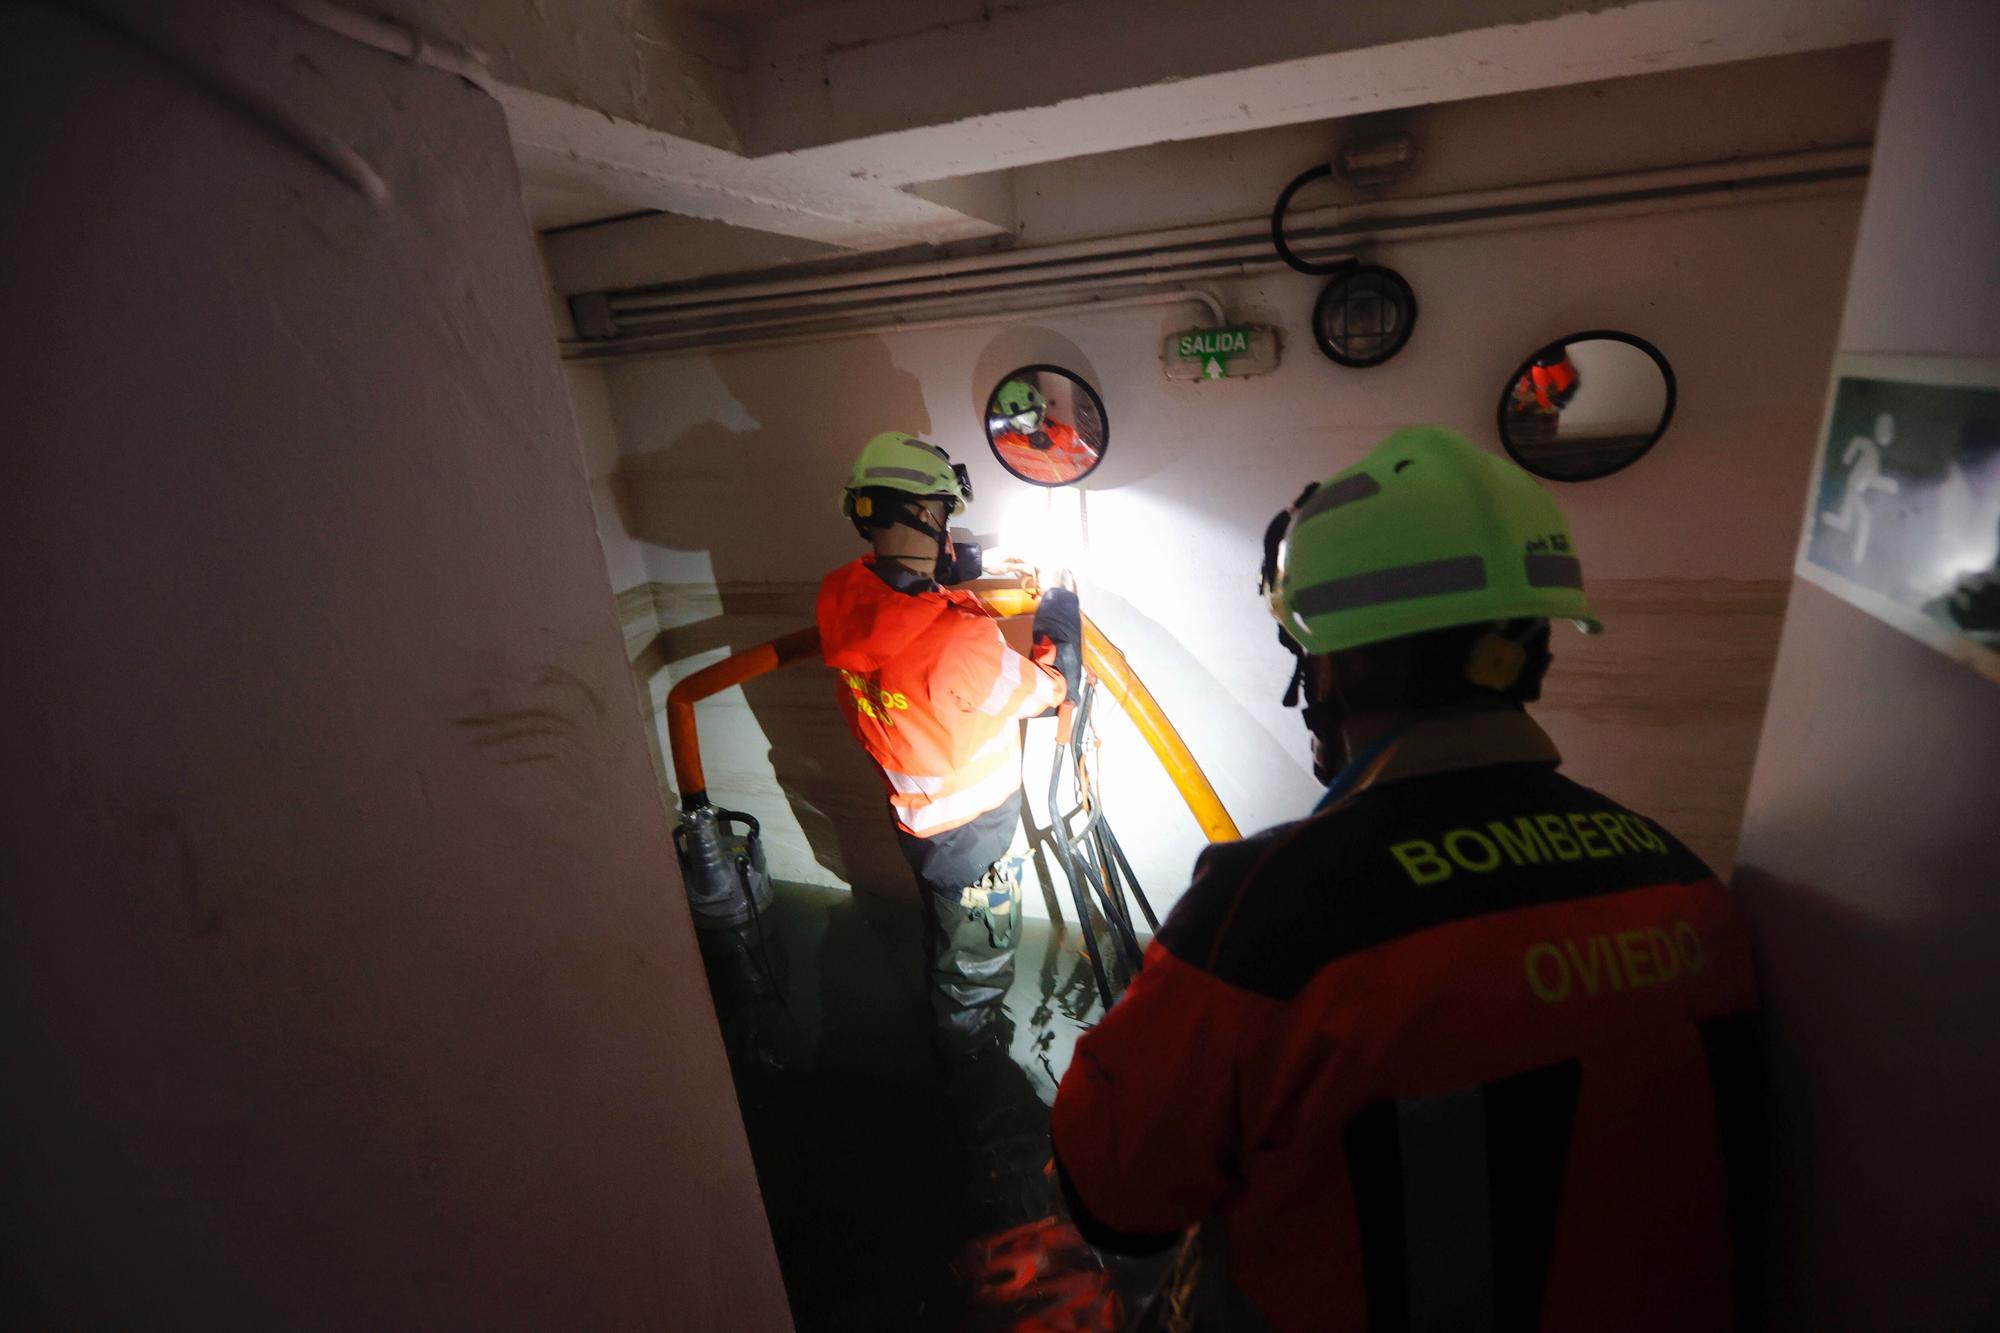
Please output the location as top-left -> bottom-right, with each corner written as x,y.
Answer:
993,418 -> 1097,484
817,557 -> 1066,839
1512,355 -> 1582,416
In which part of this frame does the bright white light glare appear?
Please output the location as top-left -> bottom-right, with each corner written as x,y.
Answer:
1908,459 -> 2000,598
1926,540 -> 2000,596
995,486 -> 1087,583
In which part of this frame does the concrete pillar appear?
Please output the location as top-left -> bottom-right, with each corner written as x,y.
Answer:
0,6 -> 788,1326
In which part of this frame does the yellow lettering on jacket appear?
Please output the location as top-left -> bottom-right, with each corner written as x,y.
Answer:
1569,813 -> 1613,859
1443,829 -> 1503,874
1525,922 -> 1706,1003
1388,810 -> 1673,885
1535,814 -> 1582,861
840,670 -> 910,726
1525,943 -> 1569,1001
1488,818 -> 1548,865
1389,840 -> 1453,886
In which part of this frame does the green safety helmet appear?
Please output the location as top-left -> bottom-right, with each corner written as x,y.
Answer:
840,431 -> 973,528
1262,426 -> 1602,657
993,380 -> 1048,432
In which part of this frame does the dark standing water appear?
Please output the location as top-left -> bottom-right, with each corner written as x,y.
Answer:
698,881 -> 1169,1331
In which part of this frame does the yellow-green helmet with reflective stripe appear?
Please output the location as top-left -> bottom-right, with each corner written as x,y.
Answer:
840,431 -> 973,523
994,380 -> 1047,431
1267,426 -> 1602,655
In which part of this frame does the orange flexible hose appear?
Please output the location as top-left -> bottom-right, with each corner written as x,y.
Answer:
666,626 -> 821,802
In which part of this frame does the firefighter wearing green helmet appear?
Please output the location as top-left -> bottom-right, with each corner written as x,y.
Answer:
988,378 -> 1098,486
818,432 -> 1080,1047
1052,428 -> 1763,1331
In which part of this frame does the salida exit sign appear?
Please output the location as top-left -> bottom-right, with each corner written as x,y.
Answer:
1163,324 -> 1281,381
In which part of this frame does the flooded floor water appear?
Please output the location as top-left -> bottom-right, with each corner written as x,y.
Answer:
698,881 -> 1169,1331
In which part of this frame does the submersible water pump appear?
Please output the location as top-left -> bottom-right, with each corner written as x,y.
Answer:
672,802 -> 774,931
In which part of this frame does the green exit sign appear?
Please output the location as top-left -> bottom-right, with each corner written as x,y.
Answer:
1163,324 -> 1280,381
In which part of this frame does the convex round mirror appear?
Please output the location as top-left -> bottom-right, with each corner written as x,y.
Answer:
1498,331 -> 1676,482
984,365 -> 1108,486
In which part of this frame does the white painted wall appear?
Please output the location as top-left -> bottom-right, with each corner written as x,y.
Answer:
1,7 -> 786,1327
1553,338 -> 1669,437
1735,1 -> 2000,1323
576,51 -> 1877,920
567,361 -> 655,594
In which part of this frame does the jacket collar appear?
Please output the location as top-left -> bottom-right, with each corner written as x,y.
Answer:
1367,708 -> 1562,788
868,553 -> 937,595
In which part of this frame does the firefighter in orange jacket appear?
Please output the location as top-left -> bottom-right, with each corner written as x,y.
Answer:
990,379 -> 1100,485
819,432 -> 1080,1044
1509,348 -> 1583,417
1051,428 -> 1763,1330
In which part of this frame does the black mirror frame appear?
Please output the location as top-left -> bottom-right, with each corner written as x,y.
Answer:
982,363 -> 1110,489
1495,329 -> 1677,483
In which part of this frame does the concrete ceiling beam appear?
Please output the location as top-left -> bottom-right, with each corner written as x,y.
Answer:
439,0 -> 1013,244
452,0 -> 1892,245
750,0 -> 1895,185
498,85 -> 1012,246
437,0 -> 750,150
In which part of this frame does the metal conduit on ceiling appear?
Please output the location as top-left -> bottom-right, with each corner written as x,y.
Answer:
563,146 -> 1870,363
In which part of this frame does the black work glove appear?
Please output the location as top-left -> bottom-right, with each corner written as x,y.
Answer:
1032,588 -> 1083,706
1033,587 -> 1081,647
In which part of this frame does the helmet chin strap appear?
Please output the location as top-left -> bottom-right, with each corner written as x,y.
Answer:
878,502 -> 961,585
1300,664 -> 1412,807
1297,666 -> 1351,786
886,506 -> 949,548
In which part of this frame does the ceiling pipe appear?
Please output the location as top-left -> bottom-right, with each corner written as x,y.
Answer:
594,146 -> 1871,324
600,274 -> 1245,347
607,254 -> 1292,342
564,166 -> 1864,362
565,288 -> 1228,364
608,233 -> 1285,322
607,211 -> 1284,308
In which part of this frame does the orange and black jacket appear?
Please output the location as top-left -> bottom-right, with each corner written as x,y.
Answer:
992,418 -> 1095,484
818,556 -> 1066,885
1051,713 -> 1762,1332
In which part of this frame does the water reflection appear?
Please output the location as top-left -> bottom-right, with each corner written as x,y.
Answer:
699,882 -> 1164,1329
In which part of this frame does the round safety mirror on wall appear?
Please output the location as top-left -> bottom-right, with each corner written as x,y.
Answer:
1498,331 -> 1676,482
983,365 -> 1108,487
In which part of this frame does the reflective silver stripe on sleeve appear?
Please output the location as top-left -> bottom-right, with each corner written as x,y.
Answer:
974,649 -> 1024,715
1524,554 -> 1583,589
1292,556 -> 1487,616
1293,473 -> 1382,525
863,465 -> 937,484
